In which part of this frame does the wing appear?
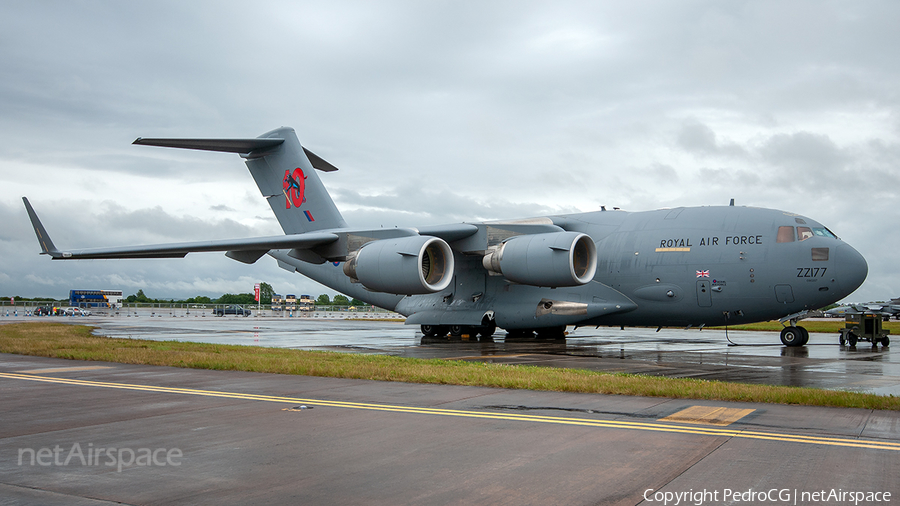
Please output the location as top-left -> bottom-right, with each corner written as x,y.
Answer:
23,197 -> 339,263
23,197 -> 480,265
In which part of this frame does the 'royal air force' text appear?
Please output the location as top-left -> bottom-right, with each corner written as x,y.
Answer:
659,235 -> 764,249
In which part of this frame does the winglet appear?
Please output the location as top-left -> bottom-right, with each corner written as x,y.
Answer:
22,197 -> 62,258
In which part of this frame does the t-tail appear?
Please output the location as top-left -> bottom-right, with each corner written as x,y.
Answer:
133,127 -> 347,234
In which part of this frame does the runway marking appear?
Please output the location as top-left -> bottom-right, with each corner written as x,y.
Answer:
2,371 -> 899,452
17,366 -> 114,374
659,406 -> 755,426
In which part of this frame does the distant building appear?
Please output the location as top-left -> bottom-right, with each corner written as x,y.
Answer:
69,289 -> 123,308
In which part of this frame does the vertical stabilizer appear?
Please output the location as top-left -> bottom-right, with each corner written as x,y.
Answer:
133,127 -> 348,235
245,127 -> 347,234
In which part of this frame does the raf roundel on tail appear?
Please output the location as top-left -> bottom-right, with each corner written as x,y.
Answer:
23,126 -> 869,345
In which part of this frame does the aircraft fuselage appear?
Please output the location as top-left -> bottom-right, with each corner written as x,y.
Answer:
278,204 -> 867,331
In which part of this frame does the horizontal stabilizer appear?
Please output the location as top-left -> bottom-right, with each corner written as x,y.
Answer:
133,137 -> 284,154
301,148 -> 339,172
133,137 -> 338,171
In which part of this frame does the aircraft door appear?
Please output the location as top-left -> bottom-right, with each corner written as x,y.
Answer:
774,284 -> 794,303
696,280 -> 712,307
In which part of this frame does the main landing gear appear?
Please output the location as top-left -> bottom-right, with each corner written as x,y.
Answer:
780,326 -> 809,347
421,322 -> 497,339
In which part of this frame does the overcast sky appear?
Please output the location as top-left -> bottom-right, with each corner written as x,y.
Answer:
1,1 -> 898,303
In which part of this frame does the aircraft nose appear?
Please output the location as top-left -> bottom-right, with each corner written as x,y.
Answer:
834,243 -> 867,297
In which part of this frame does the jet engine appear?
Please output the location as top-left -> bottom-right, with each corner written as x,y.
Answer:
482,231 -> 597,287
343,236 -> 454,294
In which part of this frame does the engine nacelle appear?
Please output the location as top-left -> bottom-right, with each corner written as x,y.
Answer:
482,231 -> 597,287
343,236 -> 454,294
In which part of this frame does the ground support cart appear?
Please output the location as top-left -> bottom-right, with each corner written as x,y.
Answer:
839,314 -> 890,347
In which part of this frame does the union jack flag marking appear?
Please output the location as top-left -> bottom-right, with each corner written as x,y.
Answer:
696,270 -> 710,278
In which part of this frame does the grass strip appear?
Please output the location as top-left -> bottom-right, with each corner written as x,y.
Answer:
706,320 -> 900,333
1,322 -> 897,410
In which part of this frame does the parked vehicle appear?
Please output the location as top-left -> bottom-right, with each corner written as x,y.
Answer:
213,305 -> 251,317
33,306 -> 53,316
64,307 -> 91,316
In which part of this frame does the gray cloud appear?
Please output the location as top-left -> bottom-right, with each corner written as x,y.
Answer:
676,121 -> 748,158
759,132 -> 848,174
2,1 -> 899,302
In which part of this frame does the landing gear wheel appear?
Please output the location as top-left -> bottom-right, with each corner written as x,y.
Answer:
421,324 -> 439,337
798,326 -> 810,346
449,325 -> 465,337
780,327 -> 804,347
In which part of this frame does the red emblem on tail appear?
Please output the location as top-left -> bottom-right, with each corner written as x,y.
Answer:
283,168 -> 307,209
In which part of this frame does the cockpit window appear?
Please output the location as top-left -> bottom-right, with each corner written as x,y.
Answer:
812,227 -> 836,239
776,226 -> 795,243
778,225 -> 836,243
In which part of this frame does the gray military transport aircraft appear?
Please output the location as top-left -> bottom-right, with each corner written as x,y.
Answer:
24,127 -> 868,346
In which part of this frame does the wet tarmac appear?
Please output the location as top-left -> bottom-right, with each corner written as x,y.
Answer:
1,354 -> 899,505
9,314 -> 898,396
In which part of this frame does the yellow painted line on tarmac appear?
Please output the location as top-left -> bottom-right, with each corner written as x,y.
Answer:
2,371 -> 899,452
660,406 -> 756,426
17,366 -> 114,374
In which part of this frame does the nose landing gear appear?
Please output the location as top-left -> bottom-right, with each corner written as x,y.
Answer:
780,326 -> 809,347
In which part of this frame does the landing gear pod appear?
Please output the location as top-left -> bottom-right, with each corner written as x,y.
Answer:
343,236 -> 454,294
482,232 -> 597,287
